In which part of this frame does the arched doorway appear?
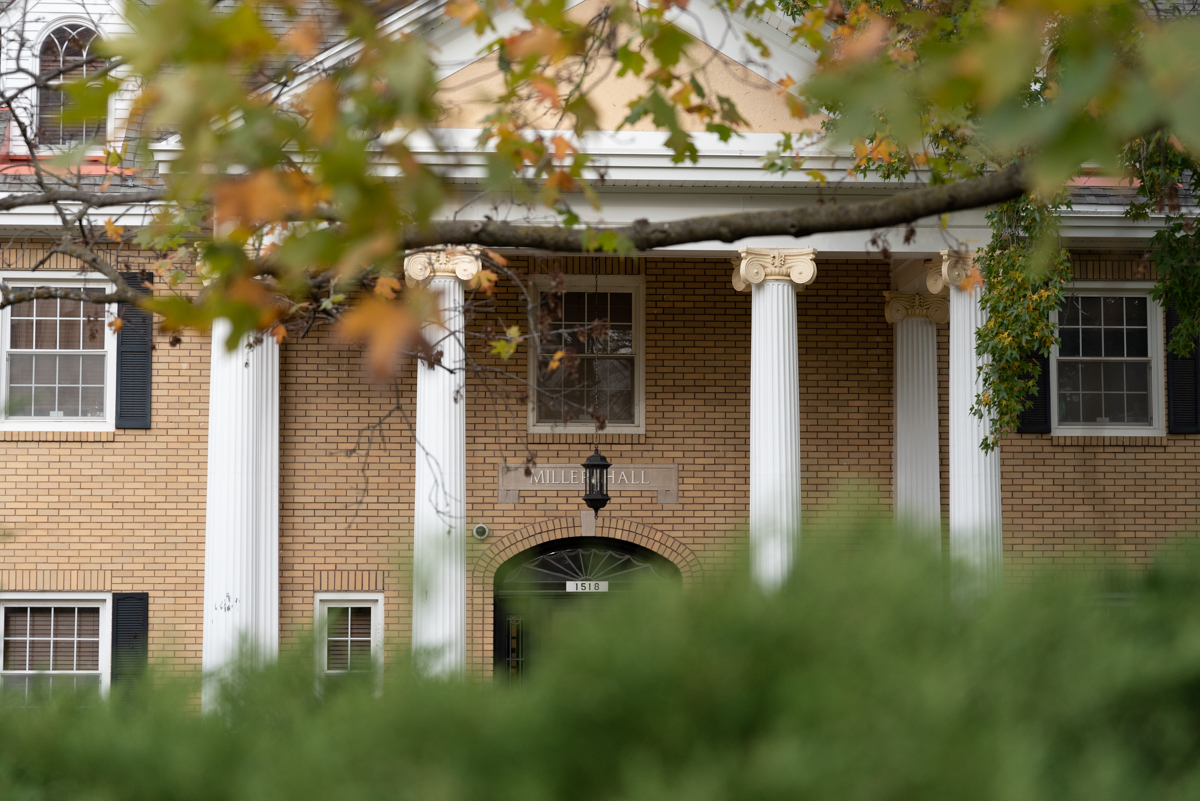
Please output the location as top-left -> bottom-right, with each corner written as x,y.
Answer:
493,536 -> 681,683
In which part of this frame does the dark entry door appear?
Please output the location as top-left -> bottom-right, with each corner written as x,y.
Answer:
493,537 -> 680,683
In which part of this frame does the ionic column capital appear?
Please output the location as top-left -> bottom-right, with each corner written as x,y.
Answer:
926,249 -> 975,293
732,247 -> 818,293
404,247 -> 481,286
884,291 -> 949,325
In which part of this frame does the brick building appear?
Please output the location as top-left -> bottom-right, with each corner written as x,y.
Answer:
0,0 -> 1196,699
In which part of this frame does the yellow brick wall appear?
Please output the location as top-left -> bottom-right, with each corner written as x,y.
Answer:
1000,251 -> 1200,581
274,254 -> 897,675
8,247 -> 1191,677
0,255 -> 210,676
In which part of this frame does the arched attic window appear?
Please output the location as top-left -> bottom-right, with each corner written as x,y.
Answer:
38,24 -> 106,147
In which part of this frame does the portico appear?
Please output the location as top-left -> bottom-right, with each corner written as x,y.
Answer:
195,247 -> 1007,681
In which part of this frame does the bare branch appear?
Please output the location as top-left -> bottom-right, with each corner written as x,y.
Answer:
0,188 -> 167,212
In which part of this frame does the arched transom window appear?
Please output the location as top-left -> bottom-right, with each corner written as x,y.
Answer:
38,25 -> 105,147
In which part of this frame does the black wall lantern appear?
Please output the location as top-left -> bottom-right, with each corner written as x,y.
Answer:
582,446 -> 611,517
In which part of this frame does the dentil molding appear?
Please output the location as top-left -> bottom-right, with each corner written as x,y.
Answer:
404,248 -> 481,286
884,291 -> 950,325
926,249 -> 974,293
732,247 -> 818,292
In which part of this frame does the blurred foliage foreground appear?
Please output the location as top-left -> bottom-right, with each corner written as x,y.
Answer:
7,532 -> 1200,801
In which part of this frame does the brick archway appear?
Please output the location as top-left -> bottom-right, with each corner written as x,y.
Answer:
467,517 -> 701,676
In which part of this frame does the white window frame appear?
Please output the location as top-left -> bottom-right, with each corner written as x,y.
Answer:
31,19 -> 114,153
0,270 -> 119,432
0,592 -> 113,697
1050,281 -> 1165,437
313,593 -> 384,677
526,275 -> 646,435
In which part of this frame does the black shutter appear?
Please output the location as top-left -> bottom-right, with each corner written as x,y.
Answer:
1016,352 -> 1052,433
111,592 -> 149,689
1166,305 -> 1200,434
115,271 -> 153,429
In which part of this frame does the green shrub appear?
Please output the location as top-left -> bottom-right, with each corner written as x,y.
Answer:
5,530 -> 1200,801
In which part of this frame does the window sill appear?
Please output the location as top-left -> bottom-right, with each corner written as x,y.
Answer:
1048,435 -> 1167,447
1051,425 -> 1165,438
528,422 -> 645,435
0,429 -> 115,442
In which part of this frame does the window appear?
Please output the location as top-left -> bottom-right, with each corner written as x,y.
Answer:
0,594 -> 111,704
1051,285 -> 1164,436
39,25 -> 106,147
529,276 -> 645,433
314,594 -> 383,678
0,273 -> 118,431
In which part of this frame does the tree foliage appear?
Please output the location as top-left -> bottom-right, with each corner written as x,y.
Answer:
974,196 -> 1072,450
0,0 -> 1198,435
7,532 -> 1200,799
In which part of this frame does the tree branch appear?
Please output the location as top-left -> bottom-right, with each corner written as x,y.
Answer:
0,188 -> 167,211
402,162 -> 1029,252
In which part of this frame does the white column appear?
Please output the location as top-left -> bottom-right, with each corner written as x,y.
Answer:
931,252 -> 1003,595
201,318 -> 279,710
885,292 -> 947,546
734,248 -> 817,589
404,249 -> 480,678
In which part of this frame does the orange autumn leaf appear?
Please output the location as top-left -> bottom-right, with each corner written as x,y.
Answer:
103,218 -> 125,242
468,268 -> 498,296
548,349 -> 565,370
227,276 -> 285,328
213,170 -> 328,228
374,275 -> 402,299
529,76 -> 562,109
445,0 -> 484,24
107,317 -> 124,334
482,248 -> 508,267
338,298 -> 420,379
506,27 -> 565,61
550,135 -> 574,161
269,323 -> 287,344
282,21 -> 322,58
833,14 -> 892,63
300,79 -> 339,143
961,266 -> 984,296
545,170 -> 575,192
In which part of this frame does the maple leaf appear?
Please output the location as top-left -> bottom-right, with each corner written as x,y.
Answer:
548,349 -> 564,370
834,14 -> 892,63
301,79 -> 338,143
961,267 -> 985,296
374,275 -> 402,299
104,218 -> 125,242
529,76 -> 562,109
445,0 -> 483,24
213,170 -> 329,229
269,323 -> 287,345
282,21 -> 322,58
506,27 -> 565,61
338,299 -> 419,379
107,317 -> 124,334
468,268 -> 498,296
550,135 -> 574,162
482,249 -> 508,267
490,324 -> 522,360
545,170 -> 574,193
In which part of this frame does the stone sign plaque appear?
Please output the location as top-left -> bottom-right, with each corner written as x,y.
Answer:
497,463 -> 678,504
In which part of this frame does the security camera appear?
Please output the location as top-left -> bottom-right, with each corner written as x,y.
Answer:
472,523 -> 490,540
